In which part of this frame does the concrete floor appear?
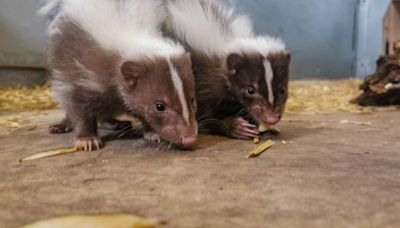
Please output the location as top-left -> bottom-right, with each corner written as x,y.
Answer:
1,110 -> 400,228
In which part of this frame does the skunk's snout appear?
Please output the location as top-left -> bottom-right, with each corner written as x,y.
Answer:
180,135 -> 197,148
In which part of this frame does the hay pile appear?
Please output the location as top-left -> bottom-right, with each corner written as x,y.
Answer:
0,85 -> 56,112
286,79 -> 367,113
0,79 -> 394,114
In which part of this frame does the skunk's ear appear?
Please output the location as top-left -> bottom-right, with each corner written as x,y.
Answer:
121,61 -> 145,89
284,53 -> 291,63
227,53 -> 243,76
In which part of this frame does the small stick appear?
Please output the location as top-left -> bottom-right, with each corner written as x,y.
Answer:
20,147 -> 80,162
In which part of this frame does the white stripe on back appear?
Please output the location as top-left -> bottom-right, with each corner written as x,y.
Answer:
168,59 -> 190,124
263,59 -> 274,105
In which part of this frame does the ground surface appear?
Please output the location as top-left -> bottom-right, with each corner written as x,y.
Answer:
1,110 -> 400,228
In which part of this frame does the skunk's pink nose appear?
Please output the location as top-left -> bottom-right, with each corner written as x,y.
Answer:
262,115 -> 281,125
180,135 -> 197,147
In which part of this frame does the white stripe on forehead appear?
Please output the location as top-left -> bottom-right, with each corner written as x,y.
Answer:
263,59 -> 274,105
167,59 -> 190,125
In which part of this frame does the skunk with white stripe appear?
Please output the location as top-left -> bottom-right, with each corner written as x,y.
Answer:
165,0 -> 291,139
41,0 -> 198,150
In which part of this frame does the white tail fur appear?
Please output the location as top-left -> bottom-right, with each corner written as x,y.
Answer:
39,0 -> 63,35
166,0 -> 285,56
38,0 -> 62,18
43,0 -> 184,59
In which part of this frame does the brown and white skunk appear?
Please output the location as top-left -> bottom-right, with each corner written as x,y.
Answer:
40,0 -> 198,150
165,0 -> 291,139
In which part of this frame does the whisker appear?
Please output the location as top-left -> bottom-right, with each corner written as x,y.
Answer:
117,124 -> 133,132
115,130 -> 131,139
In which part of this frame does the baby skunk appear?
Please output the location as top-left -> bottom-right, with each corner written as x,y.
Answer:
165,0 -> 290,139
40,0 -> 198,150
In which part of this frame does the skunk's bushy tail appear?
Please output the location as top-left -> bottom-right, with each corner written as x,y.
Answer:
38,0 -> 63,22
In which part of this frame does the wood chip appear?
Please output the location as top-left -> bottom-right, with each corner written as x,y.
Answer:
20,147 -> 80,162
248,140 -> 275,158
22,214 -> 159,228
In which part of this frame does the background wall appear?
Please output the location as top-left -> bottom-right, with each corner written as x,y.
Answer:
355,0 -> 391,77
232,0 -> 390,79
0,0 -> 47,68
0,0 -> 392,81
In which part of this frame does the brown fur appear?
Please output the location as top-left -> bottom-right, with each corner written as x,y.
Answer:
48,18 -> 197,147
118,55 -> 197,142
193,51 -> 290,136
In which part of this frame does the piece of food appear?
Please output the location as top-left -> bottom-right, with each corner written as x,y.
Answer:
22,214 -> 159,228
266,127 -> 281,135
258,123 -> 270,133
258,123 -> 281,135
252,136 -> 260,144
20,147 -> 80,162
248,139 -> 275,158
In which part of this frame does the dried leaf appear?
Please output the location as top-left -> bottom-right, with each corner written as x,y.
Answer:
369,84 -> 389,94
22,214 -> 159,228
20,147 -> 80,162
248,140 -> 275,158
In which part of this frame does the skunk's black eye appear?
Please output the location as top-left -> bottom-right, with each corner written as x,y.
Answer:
247,87 -> 256,95
156,103 -> 165,112
280,88 -> 287,95
191,97 -> 195,104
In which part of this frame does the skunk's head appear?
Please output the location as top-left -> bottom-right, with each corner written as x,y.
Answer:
227,52 -> 291,125
119,54 -> 198,148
